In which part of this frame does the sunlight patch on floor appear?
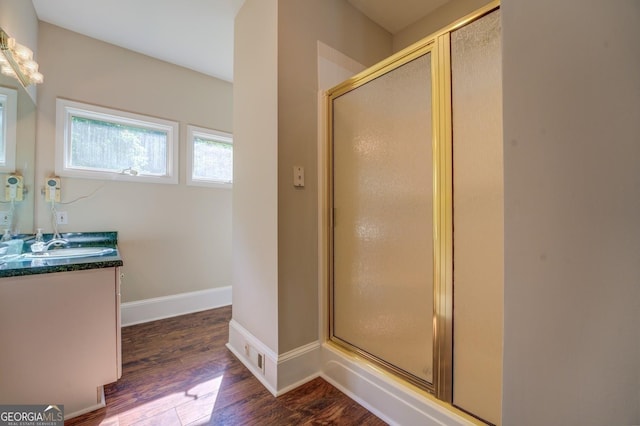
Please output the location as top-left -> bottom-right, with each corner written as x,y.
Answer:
99,375 -> 224,425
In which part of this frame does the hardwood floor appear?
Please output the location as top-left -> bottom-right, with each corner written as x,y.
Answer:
65,306 -> 386,426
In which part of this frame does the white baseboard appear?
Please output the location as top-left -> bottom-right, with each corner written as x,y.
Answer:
320,343 -> 476,426
65,386 -> 106,420
121,286 -> 231,327
226,324 -> 477,424
227,320 -> 322,397
276,341 -> 321,395
227,319 -> 279,395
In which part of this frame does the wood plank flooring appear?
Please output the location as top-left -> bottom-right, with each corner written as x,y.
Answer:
65,306 -> 386,426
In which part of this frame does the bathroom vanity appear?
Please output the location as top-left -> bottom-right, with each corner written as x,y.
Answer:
0,232 -> 123,418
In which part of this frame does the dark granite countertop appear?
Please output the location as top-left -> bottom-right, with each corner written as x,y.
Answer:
0,232 -> 123,278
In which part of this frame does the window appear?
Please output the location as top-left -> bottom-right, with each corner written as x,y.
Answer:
0,87 -> 17,172
55,99 -> 179,184
186,125 -> 233,188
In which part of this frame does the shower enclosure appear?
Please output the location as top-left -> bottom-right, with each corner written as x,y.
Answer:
326,3 -> 502,423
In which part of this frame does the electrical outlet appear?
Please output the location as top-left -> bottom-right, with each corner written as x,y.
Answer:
56,211 -> 68,225
257,353 -> 264,370
293,166 -> 304,187
243,343 -> 265,374
0,211 -> 10,226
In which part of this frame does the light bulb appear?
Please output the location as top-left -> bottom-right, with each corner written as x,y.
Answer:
31,72 -> 43,84
23,60 -> 38,73
1,32 -> 43,85
13,43 -> 32,62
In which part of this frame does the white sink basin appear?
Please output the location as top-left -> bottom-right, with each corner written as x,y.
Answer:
26,247 -> 116,258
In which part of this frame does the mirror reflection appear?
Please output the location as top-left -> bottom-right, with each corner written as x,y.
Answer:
0,72 -> 35,234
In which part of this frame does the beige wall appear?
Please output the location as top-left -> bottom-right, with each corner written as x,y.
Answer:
233,0 -> 391,356
277,0 -> 391,353
502,0 -> 640,424
36,23 -> 233,303
232,0 -> 279,351
392,0 -> 492,52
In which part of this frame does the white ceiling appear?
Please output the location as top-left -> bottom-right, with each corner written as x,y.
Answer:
32,0 -> 445,82
32,0 -> 245,82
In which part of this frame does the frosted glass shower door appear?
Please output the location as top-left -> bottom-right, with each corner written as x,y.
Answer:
451,9 -> 503,424
331,52 -> 434,386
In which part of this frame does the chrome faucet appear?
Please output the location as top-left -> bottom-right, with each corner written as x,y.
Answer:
31,238 -> 69,254
45,238 -> 69,250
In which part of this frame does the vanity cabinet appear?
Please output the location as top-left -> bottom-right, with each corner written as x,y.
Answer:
0,266 -> 122,416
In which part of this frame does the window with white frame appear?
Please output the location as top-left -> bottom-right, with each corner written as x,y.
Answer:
0,87 -> 17,172
186,125 -> 233,188
55,99 -> 179,184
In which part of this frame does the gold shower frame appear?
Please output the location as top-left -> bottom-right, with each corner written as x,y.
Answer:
325,0 -> 500,403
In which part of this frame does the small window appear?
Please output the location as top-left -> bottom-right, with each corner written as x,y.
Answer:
186,125 -> 233,188
55,99 -> 179,184
0,87 -> 17,172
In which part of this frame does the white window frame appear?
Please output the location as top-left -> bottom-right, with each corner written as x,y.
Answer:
0,87 -> 17,173
55,98 -> 179,184
186,125 -> 233,189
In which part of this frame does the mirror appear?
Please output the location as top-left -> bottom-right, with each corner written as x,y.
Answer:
0,72 -> 35,234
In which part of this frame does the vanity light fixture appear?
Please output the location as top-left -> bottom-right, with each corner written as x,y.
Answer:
0,27 -> 43,87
